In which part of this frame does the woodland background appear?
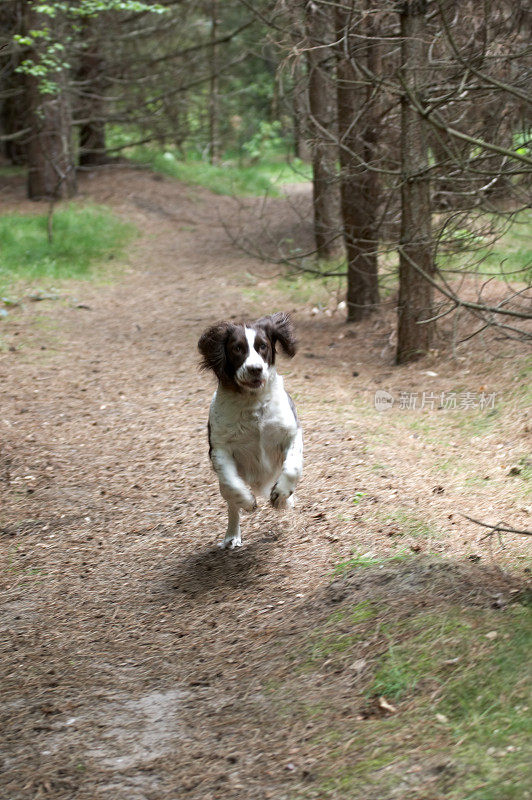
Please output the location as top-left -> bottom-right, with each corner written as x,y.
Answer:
0,0 -> 530,359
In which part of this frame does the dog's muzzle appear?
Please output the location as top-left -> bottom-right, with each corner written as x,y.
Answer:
240,365 -> 265,389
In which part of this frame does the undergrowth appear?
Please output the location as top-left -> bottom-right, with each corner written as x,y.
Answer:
440,208 -> 532,283
274,207 -> 531,304
126,146 -> 311,196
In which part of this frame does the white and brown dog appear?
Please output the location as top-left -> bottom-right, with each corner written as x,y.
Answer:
198,312 -> 303,549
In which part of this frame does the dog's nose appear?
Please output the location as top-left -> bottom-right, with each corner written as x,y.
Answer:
247,365 -> 263,377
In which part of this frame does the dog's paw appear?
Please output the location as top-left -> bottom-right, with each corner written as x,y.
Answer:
240,492 -> 257,513
218,533 -> 242,550
224,487 -> 257,513
270,482 -> 294,510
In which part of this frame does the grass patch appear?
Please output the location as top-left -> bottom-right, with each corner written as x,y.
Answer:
0,204 -> 135,296
380,509 -> 442,539
277,273 -> 336,305
273,209 -> 531,305
269,556 -> 531,799
503,357 -> 532,411
306,600 -> 532,799
0,165 -> 25,177
362,604 -> 532,799
303,601 -> 381,668
513,454 -> 532,484
472,210 -> 532,283
370,611 -> 476,699
332,550 -> 412,577
126,146 -> 311,197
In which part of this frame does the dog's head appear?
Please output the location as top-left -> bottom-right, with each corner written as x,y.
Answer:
198,312 -> 297,392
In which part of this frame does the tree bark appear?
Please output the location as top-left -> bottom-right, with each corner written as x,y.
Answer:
0,0 -> 26,164
208,0 -> 220,165
24,3 -> 76,199
396,0 -> 434,364
1,84 -> 27,166
335,2 -> 380,321
305,0 -> 340,259
78,18 -> 107,167
26,76 -> 77,199
291,58 -> 311,162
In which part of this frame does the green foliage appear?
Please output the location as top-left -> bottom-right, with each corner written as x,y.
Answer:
0,205 -> 135,295
14,1 -> 166,94
30,1 -> 166,18
242,121 -> 285,162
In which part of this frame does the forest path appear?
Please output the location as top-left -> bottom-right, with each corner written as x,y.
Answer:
0,168 -> 528,800
0,168 -> 346,800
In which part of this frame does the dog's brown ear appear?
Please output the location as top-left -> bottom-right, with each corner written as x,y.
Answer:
198,322 -> 234,380
255,312 -> 297,358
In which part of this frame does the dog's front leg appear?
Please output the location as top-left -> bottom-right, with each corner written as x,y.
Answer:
270,428 -> 303,510
211,449 -> 255,549
210,448 -> 257,512
220,502 -> 242,549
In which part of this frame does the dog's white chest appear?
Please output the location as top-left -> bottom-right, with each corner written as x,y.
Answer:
229,405 -> 288,484
209,374 -> 297,491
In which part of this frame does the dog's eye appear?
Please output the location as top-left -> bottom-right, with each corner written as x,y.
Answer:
258,343 -> 267,352
233,344 -> 244,353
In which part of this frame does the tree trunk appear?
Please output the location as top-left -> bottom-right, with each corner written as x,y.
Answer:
1,82 -> 27,166
0,1 -> 26,164
305,0 -> 340,259
335,2 -> 380,321
291,58 -> 311,162
78,18 -> 107,167
208,0 -> 220,165
26,76 -> 77,199
24,3 -> 76,199
79,118 -> 106,168
396,0 -> 434,364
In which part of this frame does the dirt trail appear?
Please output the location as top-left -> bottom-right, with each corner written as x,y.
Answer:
0,168 -> 529,800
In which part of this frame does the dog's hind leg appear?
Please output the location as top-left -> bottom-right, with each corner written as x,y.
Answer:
219,502 -> 242,549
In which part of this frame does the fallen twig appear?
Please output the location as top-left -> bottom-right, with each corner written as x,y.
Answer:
461,513 -> 532,538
